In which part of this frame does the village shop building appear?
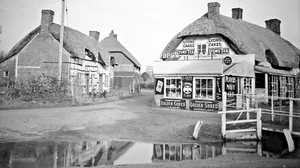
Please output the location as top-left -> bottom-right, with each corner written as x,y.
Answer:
153,2 -> 300,111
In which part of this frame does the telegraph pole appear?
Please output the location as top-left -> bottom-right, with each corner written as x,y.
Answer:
58,0 -> 65,82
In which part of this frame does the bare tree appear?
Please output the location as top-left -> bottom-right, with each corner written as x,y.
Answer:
0,26 -> 5,62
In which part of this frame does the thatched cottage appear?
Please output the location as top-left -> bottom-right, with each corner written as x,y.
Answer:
0,10 -> 114,94
100,31 -> 141,90
153,2 -> 300,111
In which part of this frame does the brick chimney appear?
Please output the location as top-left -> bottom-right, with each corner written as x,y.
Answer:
208,2 -> 220,19
41,10 -> 54,34
232,8 -> 243,19
109,30 -> 117,40
265,19 -> 281,35
89,31 -> 100,41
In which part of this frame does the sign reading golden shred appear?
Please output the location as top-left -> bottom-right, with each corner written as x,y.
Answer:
190,100 -> 219,111
160,99 -> 186,109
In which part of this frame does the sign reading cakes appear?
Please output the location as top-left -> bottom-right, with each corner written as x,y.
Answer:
208,38 -> 222,48
208,37 -> 229,54
182,76 -> 193,99
190,100 -> 219,111
177,39 -> 195,56
160,99 -> 186,109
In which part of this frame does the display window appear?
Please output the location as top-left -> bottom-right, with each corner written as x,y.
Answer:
194,77 -> 215,100
165,78 -> 182,98
243,77 -> 252,94
287,77 -> 295,98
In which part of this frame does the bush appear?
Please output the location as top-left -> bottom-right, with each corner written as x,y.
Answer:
4,75 -> 70,102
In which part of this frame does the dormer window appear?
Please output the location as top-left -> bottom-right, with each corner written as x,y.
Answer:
85,48 -> 96,61
97,52 -> 105,66
110,56 -> 118,66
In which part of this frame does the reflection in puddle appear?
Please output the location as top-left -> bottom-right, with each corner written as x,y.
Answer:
0,140 -> 297,167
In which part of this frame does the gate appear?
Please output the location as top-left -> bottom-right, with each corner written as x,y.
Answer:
218,92 -> 262,140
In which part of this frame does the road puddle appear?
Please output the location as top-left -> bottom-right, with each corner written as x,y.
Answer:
0,139 -> 299,167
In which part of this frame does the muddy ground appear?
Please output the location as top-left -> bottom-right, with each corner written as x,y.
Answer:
0,90 -> 299,167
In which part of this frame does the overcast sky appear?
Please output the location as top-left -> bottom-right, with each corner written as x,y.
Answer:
0,0 -> 299,71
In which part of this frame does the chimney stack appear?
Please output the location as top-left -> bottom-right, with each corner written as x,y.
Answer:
207,2 -> 220,19
41,10 -> 54,34
89,31 -> 100,41
265,19 -> 281,35
109,30 -> 117,40
232,8 -> 243,19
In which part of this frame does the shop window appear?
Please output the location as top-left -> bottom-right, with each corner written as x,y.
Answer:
269,75 -> 279,97
279,76 -> 287,98
243,77 -> 252,94
165,78 -> 182,98
194,78 -> 214,100
287,77 -> 295,98
3,71 -> 9,77
197,44 -> 207,55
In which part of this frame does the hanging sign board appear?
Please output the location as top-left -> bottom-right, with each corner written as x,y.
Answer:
223,56 -> 232,65
190,100 -> 219,111
225,76 -> 237,106
216,77 -> 222,101
160,99 -> 186,109
155,78 -> 164,95
182,76 -> 193,99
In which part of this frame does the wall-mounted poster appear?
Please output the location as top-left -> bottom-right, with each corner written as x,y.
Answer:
225,76 -> 237,106
182,76 -> 193,99
155,78 -> 164,95
190,100 -> 219,111
216,77 -> 222,101
160,99 -> 186,109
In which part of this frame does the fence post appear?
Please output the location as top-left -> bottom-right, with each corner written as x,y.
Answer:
257,108 -> 262,140
271,95 -> 274,122
246,95 -> 250,120
289,98 -> 293,132
222,92 -> 227,139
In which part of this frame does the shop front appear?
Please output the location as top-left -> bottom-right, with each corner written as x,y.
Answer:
153,54 -> 255,112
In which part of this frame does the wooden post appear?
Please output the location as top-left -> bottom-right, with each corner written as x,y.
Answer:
58,0 -> 65,81
53,143 -> 58,168
265,73 -> 268,102
256,108 -> 262,140
257,141 -> 262,156
289,98 -> 293,132
163,144 -> 165,160
222,92 -> 227,139
246,96 -> 250,120
271,95 -> 274,122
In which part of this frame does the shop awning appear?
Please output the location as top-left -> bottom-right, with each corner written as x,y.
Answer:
224,61 -> 255,77
255,66 -> 296,76
154,59 -> 223,75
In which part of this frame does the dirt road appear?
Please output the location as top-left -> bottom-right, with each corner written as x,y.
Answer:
0,90 -> 221,142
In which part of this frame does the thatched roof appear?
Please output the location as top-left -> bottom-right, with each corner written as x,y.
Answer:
100,35 -> 141,68
1,24 -> 110,65
162,13 -> 300,68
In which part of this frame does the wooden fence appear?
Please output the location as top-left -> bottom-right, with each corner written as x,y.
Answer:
219,92 -> 300,139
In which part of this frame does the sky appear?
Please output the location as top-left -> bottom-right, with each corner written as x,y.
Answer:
0,0 -> 299,72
